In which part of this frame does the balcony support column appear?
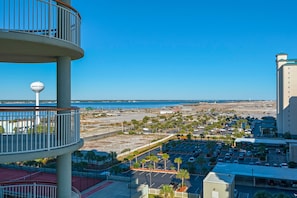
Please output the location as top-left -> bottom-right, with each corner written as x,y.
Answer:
57,56 -> 71,108
57,56 -> 72,198
57,153 -> 72,198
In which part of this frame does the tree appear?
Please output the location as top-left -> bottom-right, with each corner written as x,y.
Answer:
110,165 -> 122,175
140,159 -> 146,168
273,193 -> 291,198
200,133 -> 204,140
162,153 -> 170,170
109,151 -> 117,162
176,169 -> 190,187
186,133 -> 192,140
150,155 -> 159,169
283,132 -> 291,139
73,150 -> 83,163
0,126 -> 4,134
133,162 -> 140,168
253,191 -> 272,198
133,150 -> 139,162
159,184 -> 174,198
85,150 -> 96,163
174,157 -> 182,172
126,155 -> 134,168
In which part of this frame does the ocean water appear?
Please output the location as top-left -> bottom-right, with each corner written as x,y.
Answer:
72,100 -> 199,109
0,100 -> 241,110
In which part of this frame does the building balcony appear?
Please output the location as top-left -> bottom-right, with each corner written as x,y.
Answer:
0,106 -> 83,163
0,0 -> 83,63
0,182 -> 81,198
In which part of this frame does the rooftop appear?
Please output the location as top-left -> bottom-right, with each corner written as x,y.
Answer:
213,163 -> 297,181
203,172 -> 234,184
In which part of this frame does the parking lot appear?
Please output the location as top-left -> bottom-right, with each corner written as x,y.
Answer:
215,141 -> 288,167
124,138 -> 297,195
130,170 -> 203,194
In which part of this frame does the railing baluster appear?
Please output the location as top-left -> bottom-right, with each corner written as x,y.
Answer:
0,183 -> 80,197
1,0 -> 80,45
47,111 -> 50,150
0,107 -> 80,154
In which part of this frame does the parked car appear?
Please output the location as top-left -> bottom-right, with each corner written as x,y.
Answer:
281,163 -> 288,168
238,154 -> 244,160
188,157 -> 195,163
246,151 -> 252,156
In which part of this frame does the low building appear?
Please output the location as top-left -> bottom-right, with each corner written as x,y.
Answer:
203,172 -> 235,198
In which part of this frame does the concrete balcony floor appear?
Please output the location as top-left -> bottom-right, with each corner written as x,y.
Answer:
0,31 -> 84,63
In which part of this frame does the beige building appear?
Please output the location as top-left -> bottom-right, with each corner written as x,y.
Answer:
203,172 -> 235,198
276,53 -> 297,137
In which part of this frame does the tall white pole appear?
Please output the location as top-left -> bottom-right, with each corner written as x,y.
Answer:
36,92 -> 39,106
30,81 -> 44,126
36,92 -> 40,125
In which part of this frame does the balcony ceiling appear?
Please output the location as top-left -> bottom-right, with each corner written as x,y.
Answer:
0,31 -> 84,63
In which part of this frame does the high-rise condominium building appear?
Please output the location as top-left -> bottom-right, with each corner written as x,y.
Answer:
276,53 -> 297,137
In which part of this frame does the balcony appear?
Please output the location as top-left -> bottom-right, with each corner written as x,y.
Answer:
0,182 -> 81,198
0,106 -> 82,163
0,0 -> 83,63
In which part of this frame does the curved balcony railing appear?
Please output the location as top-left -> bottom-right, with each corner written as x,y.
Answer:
0,106 -> 80,155
0,182 -> 81,198
0,0 -> 81,46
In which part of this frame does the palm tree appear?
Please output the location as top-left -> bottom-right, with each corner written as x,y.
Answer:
150,155 -> 159,169
176,169 -> 190,187
159,184 -> 174,198
109,151 -> 117,162
133,150 -> 139,162
253,191 -> 272,198
85,150 -> 96,163
174,157 -> 182,172
73,150 -> 83,163
273,193 -> 291,198
140,159 -> 146,169
162,153 -> 169,170
126,155 -> 134,168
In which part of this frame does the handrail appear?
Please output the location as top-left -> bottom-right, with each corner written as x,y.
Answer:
0,0 -> 82,47
0,182 -> 81,198
0,106 -> 79,112
0,107 -> 81,155
55,0 -> 81,19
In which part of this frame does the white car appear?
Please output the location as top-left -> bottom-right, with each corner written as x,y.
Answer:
281,163 -> 288,168
188,157 -> 195,163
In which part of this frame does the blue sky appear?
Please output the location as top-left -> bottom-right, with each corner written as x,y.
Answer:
2,0 -> 297,100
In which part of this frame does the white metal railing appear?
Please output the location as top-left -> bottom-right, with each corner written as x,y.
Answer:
0,182 -> 81,198
0,106 -> 80,155
0,0 -> 81,46
148,188 -> 201,198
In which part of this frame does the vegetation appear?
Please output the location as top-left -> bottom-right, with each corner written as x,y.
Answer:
174,157 -> 182,172
253,191 -> 291,198
0,126 -> 4,133
159,184 -> 174,198
176,169 -> 190,187
162,153 -> 169,170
